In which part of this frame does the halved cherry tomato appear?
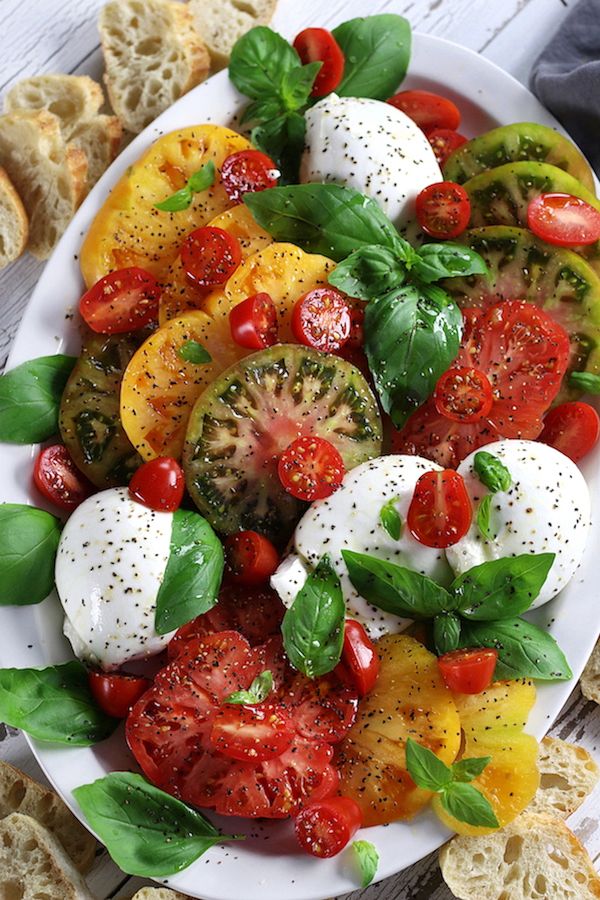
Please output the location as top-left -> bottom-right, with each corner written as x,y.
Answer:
438,648 -> 498,694
427,128 -> 468,167
407,469 -> 472,549
295,796 -> 362,858
229,292 -> 278,349
387,89 -> 461,132
224,530 -> 280,586
88,671 -> 151,718
527,193 -> 600,247
181,226 -> 242,287
539,401 -> 600,463
278,436 -> 345,502
33,444 -> 91,511
340,620 -> 380,696
209,702 -> 294,761
79,267 -> 161,334
221,150 -> 279,204
292,287 -> 352,353
128,456 -> 184,511
416,181 -> 471,239
434,366 -> 494,423
293,28 -> 345,98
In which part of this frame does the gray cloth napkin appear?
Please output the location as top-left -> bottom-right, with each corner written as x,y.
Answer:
531,0 -> 600,175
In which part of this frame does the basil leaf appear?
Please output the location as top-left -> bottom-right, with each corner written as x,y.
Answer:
241,97 -> 287,125
229,26 -> 300,100
154,186 -> 193,212
364,283 -> 463,428
281,555 -> 345,678
332,15 -> 411,100
405,738 -> 453,792
459,617 -> 572,681
473,451 -> 512,493
433,612 -> 461,656
440,781 -> 499,828
252,111 -> 304,184
0,503 -> 61,605
379,497 -> 402,541
74,772 -> 237,876
453,554 -> 555,621
413,243 -> 488,284
569,371 -> 600,394
245,183 -> 403,261
477,495 -> 494,542
352,840 -> 379,888
342,550 -> 454,619
224,670 -> 273,705
452,756 -> 492,783
0,661 -> 118,745
328,245 -> 407,301
155,510 -> 224,635
178,340 -> 212,364
0,355 -> 76,443
280,62 -> 321,110
187,160 -> 216,193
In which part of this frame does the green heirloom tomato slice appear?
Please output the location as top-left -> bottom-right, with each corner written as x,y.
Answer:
183,344 -> 382,544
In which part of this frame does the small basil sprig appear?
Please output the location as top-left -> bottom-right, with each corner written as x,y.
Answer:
178,340 -> 212,364
281,554 -> 345,678
433,611 -> 462,655
472,451 -> 512,541
74,772 -> 240,876
332,15 -> 411,100
0,503 -> 62,605
476,495 -> 494,541
155,161 -> 215,212
569,371 -> 600,393
379,497 -> 402,540
352,840 -> 379,888
458,618 -> 572,681
224,670 -> 273,705
406,739 -> 499,828
0,355 -> 76,443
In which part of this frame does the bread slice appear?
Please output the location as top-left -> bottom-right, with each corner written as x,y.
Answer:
527,736 -> 599,820
581,639 -> 600,704
99,0 -> 210,134
0,110 -> 87,258
0,812 -> 94,899
439,812 -> 600,899
0,167 -> 28,268
189,0 -> 277,70
4,74 -> 104,140
130,889 -> 191,899
70,114 -> 122,188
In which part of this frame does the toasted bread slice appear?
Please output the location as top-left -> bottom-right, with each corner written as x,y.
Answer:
4,74 -> 104,140
527,736 -> 599,820
189,0 -> 276,70
0,812 -> 94,899
99,0 -> 210,134
130,889 -> 191,899
0,167 -> 28,268
582,639 -> 600,704
70,114 -> 122,188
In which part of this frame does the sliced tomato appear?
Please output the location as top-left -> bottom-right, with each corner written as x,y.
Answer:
434,366 -> 494,423
210,702 -> 294,761
528,193 -> 600,247
340,620 -> 380,696
294,796 -> 362,858
416,181 -> 471,239
88,671 -> 151,719
224,530 -> 280,586
438,648 -> 498,694
278,435 -> 345,501
407,469 -> 472,549
128,456 -> 184,512
229,292 -> 278,349
427,128 -> 468,167
293,28 -> 345,97
539,401 -> 600,463
221,150 -> 279,204
292,287 -> 352,353
181,226 -> 242,287
79,267 -> 161,334
33,444 -> 91,511
292,674 -> 358,743
387,89 -> 461,132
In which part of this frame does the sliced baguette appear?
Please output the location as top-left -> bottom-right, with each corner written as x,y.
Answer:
130,889 -> 191,899
189,0 -> 277,70
0,812 -> 94,900
99,0 -> 210,134
0,167 -> 28,268
4,74 -> 104,140
439,812 -> 600,899
528,736 -> 600,819
0,109 -> 87,259
581,639 -> 600,704
70,114 -> 122,188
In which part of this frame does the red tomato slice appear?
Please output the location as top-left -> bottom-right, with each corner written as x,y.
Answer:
293,28 -> 345,97
387,89 -> 461,132
427,128 -> 468,167
539,401 -> 600,463
278,435 -> 345,501
528,193 -> 600,247
33,444 -> 92,511
88,671 -> 151,719
128,456 -> 184,512
224,530 -> 280,586
434,366 -> 494,423
294,796 -> 362,858
79,267 -> 161,334
229,292 -> 278,349
292,674 -> 358,742
292,287 -> 352,353
340,620 -> 380,696
407,469 -> 472,549
210,702 -> 294,761
438,648 -> 498,694
181,226 -> 242,287
416,181 -> 471,239
221,150 -> 279,204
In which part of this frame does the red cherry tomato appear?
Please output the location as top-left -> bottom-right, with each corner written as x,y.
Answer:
224,530 -> 280,586
79,267 -> 161,334
181,226 -> 242,287
292,287 -> 352,353
416,181 -> 471,239
221,150 -> 279,204
539,401 -> 600,463
340,620 -> 380,696
347,300 -> 366,349
33,444 -> 91,511
387,89 -> 461,132
293,28 -> 345,98
278,436 -> 345,502
295,796 -> 362,858
88,671 -> 151,718
407,469 -> 472,549
209,702 -> 294,761
427,128 -> 468,167
438,648 -> 498,694
229,292 -> 278,349
434,366 -> 494,423
128,457 -> 185,512
527,193 -> 600,247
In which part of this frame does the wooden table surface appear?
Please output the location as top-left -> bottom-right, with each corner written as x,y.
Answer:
1,0 -> 599,898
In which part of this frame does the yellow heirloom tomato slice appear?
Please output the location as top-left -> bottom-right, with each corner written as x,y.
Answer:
80,125 -> 253,287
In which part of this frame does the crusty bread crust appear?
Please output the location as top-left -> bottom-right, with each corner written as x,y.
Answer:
70,114 -> 123,188
4,74 -> 104,139
0,167 -> 28,268
189,0 -> 276,69
581,639 -> 600,704
527,736 -> 600,820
